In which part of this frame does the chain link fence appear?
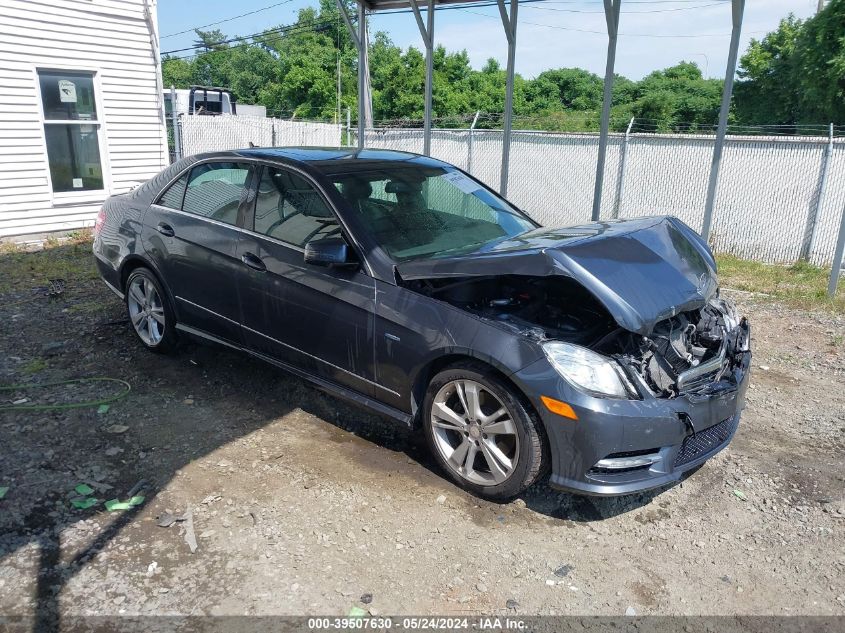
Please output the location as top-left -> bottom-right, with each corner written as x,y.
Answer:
178,114 -> 342,157
170,114 -> 844,267
362,127 -> 845,267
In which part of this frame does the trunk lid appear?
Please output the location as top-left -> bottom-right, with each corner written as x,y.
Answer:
395,216 -> 717,335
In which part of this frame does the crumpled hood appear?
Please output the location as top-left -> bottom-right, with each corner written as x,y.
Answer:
395,216 -> 718,335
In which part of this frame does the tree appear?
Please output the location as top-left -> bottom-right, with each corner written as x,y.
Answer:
161,56 -> 193,89
527,68 -> 603,112
193,29 -> 228,52
620,62 -> 723,132
734,15 -> 803,127
793,0 -> 845,124
734,1 -> 845,128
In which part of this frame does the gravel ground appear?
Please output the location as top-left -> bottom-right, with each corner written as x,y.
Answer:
0,241 -> 844,624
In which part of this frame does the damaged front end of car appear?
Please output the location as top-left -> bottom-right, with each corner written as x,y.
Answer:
402,273 -> 750,400
396,216 -> 753,495
622,296 -> 751,399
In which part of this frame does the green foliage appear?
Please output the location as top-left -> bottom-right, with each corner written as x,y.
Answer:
735,15 -> 803,126
736,0 -> 845,129
161,56 -> 193,89
193,29 -> 228,52
615,62 -> 724,133
793,0 -> 845,124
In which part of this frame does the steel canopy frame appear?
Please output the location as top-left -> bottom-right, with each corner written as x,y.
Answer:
338,0 -> 520,191
701,0 -> 745,241
409,0 -> 435,156
590,0 -> 621,222
497,0 -> 518,197
591,0 -> 747,234
337,0 -> 373,149
341,0 -> 746,225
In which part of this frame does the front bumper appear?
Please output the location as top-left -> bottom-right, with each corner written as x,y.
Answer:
512,327 -> 752,497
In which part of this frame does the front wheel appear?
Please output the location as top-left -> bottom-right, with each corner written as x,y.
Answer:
422,363 -> 548,501
125,268 -> 178,354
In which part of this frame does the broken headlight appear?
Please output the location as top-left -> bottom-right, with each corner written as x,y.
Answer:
711,296 -> 739,331
543,341 -> 636,399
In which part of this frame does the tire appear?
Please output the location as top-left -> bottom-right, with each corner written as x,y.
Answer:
124,267 -> 178,354
422,362 -> 548,501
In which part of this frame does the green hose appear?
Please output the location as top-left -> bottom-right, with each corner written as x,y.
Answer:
0,377 -> 131,411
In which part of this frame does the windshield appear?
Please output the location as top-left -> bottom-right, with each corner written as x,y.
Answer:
331,165 -> 535,261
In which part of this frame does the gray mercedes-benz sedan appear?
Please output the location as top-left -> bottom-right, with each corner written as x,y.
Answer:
93,148 -> 752,500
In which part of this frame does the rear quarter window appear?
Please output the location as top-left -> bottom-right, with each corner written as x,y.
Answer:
157,174 -> 188,209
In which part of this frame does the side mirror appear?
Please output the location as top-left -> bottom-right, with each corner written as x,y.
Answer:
304,237 -> 353,267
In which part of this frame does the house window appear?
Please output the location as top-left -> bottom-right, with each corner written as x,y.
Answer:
38,70 -> 104,193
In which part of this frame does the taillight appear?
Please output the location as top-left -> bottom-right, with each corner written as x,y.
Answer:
93,207 -> 106,236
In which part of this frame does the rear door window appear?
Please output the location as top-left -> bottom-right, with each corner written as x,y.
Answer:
182,162 -> 251,226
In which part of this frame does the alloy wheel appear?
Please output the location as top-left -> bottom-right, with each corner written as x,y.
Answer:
127,276 -> 166,346
430,379 -> 520,486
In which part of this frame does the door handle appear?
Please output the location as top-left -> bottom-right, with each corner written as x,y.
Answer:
156,222 -> 175,237
241,252 -> 266,272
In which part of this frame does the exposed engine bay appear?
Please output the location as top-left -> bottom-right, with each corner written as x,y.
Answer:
404,275 -> 751,398
618,297 -> 751,397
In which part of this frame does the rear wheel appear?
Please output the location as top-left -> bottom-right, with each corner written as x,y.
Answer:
422,363 -> 548,501
125,268 -> 178,354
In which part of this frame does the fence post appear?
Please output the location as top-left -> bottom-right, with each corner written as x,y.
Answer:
828,201 -> 845,298
612,117 -> 635,219
170,86 -> 181,162
346,107 -> 352,147
467,111 -> 480,175
800,123 -> 834,261
271,119 -> 277,147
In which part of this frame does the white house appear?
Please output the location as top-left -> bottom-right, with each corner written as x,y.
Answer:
0,0 -> 167,239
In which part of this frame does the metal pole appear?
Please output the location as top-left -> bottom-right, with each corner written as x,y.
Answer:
828,202 -> 845,298
612,116 -> 634,219
800,123 -> 834,260
702,0 -> 745,241
336,1 -> 364,150
170,86 -> 181,162
591,0 -> 621,222
360,7 -> 373,131
357,2 -> 366,149
497,0 -> 518,198
410,0 -> 434,156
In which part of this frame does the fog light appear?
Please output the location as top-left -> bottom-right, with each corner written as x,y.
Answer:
540,396 -> 577,420
593,453 -> 661,470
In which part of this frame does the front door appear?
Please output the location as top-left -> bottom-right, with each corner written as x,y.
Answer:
143,160 -> 253,344
235,165 -> 378,397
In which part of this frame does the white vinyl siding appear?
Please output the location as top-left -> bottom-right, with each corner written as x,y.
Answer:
0,0 -> 167,237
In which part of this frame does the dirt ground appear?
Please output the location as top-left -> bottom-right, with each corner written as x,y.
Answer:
1,240 -> 844,624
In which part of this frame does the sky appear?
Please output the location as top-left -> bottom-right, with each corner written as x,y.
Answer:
158,0 -> 820,81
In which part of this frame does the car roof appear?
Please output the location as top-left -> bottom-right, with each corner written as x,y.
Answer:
209,147 -> 453,176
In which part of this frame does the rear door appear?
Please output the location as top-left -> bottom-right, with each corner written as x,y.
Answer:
142,160 -> 254,344
235,164 -> 378,397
